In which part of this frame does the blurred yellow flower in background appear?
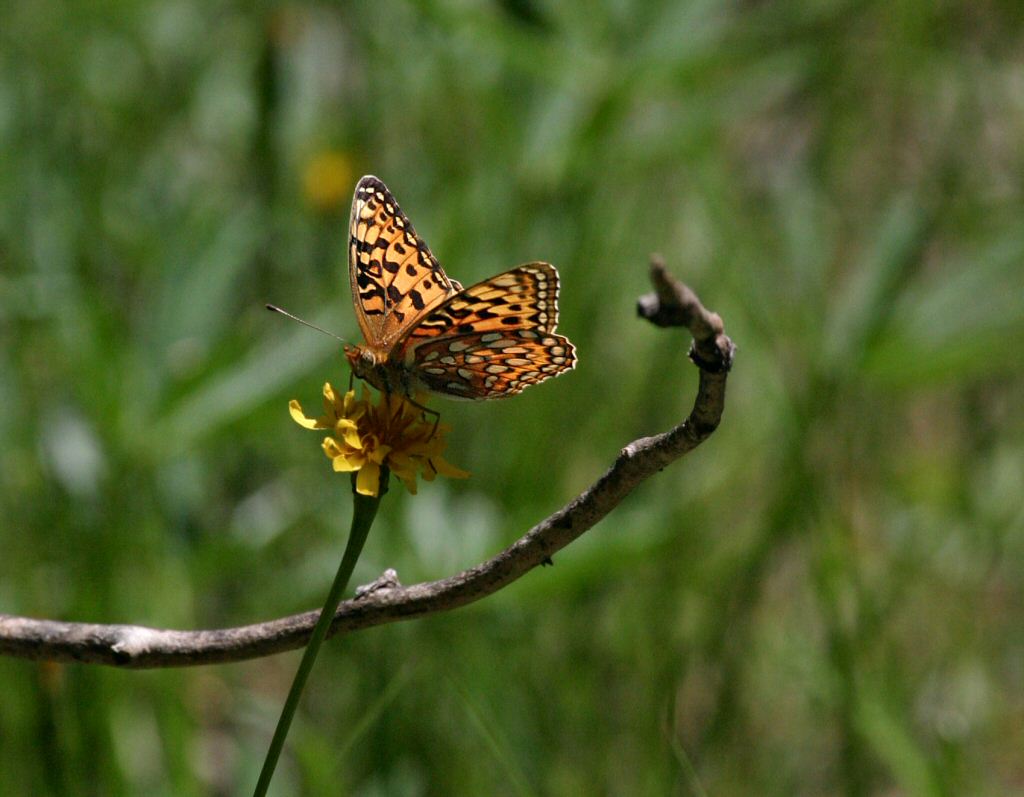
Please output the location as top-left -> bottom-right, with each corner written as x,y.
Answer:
302,150 -> 353,213
290,384 -> 469,496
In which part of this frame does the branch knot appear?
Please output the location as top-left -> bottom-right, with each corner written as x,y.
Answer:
637,255 -> 735,374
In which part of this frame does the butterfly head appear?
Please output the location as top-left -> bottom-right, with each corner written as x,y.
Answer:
344,344 -> 378,374
344,344 -> 396,394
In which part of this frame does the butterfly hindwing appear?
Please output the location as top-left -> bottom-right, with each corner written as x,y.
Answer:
399,264 -> 576,399
349,176 -> 458,350
406,330 -> 576,399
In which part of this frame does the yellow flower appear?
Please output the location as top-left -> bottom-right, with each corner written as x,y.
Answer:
290,384 -> 469,497
302,150 -> 353,213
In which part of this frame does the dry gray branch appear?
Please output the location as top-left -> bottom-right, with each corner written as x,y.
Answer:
0,259 -> 735,669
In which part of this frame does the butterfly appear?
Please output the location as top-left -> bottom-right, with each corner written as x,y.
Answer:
343,176 -> 576,400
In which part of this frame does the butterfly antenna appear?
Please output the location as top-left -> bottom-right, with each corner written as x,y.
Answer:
266,304 -> 347,343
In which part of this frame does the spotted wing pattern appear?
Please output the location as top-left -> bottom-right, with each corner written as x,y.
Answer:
399,264 -> 577,399
349,176 -> 459,351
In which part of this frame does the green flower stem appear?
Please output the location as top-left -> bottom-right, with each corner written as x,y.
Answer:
253,470 -> 388,797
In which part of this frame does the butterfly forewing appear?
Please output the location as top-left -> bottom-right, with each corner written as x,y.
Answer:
349,176 -> 458,350
400,264 -> 576,399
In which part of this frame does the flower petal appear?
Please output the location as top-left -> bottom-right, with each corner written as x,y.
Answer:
386,454 -> 420,489
332,454 -> 362,472
341,422 -> 363,449
396,471 -> 419,495
322,437 -> 344,459
322,383 -> 339,414
369,443 -> 392,465
355,461 -> 381,496
343,389 -> 362,416
429,456 -> 470,480
387,451 -> 416,473
289,400 -> 321,429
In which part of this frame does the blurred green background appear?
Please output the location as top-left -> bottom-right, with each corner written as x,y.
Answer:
2,0 -> 1024,794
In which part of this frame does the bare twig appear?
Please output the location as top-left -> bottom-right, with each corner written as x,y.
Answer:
0,259 -> 735,669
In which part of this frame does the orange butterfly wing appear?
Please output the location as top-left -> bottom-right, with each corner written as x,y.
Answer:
399,264 -> 576,399
348,176 -> 459,352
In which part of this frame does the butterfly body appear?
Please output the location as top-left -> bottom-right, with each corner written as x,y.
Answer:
346,176 -> 576,400
344,343 -> 424,398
